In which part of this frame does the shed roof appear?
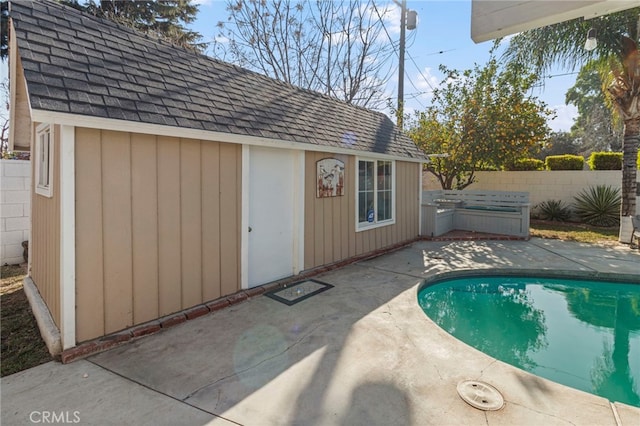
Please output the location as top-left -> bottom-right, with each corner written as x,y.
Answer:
9,0 -> 425,160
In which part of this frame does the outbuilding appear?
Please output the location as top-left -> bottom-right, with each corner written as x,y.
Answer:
8,0 -> 425,355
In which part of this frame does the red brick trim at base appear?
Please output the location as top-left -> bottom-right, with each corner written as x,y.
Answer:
60,237 -> 420,364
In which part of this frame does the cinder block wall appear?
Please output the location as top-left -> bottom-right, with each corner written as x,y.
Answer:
422,170 -> 628,210
1,159 -> 31,265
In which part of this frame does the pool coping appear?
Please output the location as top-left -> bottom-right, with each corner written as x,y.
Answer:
418,268 -> 640,291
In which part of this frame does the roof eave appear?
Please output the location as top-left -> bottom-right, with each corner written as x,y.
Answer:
31,109 -> 426,162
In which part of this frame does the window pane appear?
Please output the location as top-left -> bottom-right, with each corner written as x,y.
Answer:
358,192 -> 374,223
375,161 -> 392,221
43,133 -> 49,187
358,160 -> 375,224
358,161 -> 366,190
378,161 -> 391,190
365,161 -> 374,191
377,190 -> 392,221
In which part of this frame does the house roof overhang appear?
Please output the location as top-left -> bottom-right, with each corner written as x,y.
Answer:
471,0 -> 638,43
31,109 -> 426,164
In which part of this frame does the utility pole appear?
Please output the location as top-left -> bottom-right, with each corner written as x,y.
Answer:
397,0 -> 406,129
394,0 -> 417,130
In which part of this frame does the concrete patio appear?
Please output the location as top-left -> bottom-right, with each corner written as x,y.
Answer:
2,238 -> 639,425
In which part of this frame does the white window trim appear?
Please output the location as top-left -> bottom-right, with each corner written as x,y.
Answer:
35,123 -> 54,198
355,157 -> 396,232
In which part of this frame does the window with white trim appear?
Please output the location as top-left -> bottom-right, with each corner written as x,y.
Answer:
357,159 -> 394,229
35,124 -> 54,197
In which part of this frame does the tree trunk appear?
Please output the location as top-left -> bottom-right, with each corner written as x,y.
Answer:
621,117 -> 639,217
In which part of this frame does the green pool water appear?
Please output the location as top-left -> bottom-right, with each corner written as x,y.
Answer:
418,276 -> 640,407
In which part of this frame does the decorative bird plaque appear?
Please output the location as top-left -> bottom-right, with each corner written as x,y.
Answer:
317,158 -> 345,198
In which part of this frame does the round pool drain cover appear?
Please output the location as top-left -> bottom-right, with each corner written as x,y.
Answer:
456,380 -> 504,411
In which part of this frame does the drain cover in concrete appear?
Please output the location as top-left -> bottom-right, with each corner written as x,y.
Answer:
265,280 -> 333,306
456,380 -> 504,411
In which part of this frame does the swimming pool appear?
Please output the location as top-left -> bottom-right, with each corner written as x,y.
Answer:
418,274 -> 640,407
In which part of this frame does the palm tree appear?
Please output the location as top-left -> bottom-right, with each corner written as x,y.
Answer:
504,9 -> 639,227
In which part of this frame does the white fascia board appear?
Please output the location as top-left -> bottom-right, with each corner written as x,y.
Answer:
30,109 -> 425,164
471,0 -> 637,43
240,145 -> 250,290
59,124 -> 76,350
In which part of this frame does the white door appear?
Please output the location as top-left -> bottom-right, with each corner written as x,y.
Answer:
248,146 -> 296,287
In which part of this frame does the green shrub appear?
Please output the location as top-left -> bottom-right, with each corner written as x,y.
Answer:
545,155 -> 584,170
506,158 -> 545,171
535,200 -> 572,222
572,185 -> 620,227
588,152 -> 622,170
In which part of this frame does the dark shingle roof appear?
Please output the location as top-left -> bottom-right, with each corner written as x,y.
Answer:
10,0 -> 425,160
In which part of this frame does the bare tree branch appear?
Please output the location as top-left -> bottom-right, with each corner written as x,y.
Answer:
216,0 -> 395,109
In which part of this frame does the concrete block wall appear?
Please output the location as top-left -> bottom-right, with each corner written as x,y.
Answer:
422,170 -> 626,210
1,159 -> 31,265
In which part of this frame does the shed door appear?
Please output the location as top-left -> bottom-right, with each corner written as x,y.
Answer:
248,146 -> 295,287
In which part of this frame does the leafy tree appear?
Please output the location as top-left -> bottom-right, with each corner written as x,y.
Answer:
407,54 -> 552,189
504,7 -> 640,219
566,64 -> 623,154
537,131 -> 581,159
213,0 -> 396,109
60,0 -> 205,52
0,1 -> 7,61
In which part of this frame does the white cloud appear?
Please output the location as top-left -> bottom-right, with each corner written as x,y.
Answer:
414,66 -> 439,99
384,3 -> 402,36
548,104 -> 578,132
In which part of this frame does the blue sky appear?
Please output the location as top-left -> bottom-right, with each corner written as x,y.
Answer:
0,0 -> 578,133
191,0 -> 579,132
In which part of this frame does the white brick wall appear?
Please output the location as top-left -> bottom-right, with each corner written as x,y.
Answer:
0,159 -> 30,265
422,170 -> 639,214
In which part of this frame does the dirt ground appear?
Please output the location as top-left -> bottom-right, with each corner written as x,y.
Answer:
1,264 -> 51,377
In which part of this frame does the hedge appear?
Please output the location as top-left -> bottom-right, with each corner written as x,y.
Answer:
588,152 -> 622,170
506,158 -> 545,171
545,155 -> 584,170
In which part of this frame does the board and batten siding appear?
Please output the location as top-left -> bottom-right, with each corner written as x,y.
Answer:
74,129 -> 241,342
304,152 -> 420,270
30,124 -> 61,328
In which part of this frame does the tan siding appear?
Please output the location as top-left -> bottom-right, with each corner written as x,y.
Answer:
75,128 -> 105,341
219,143 -> 240,296
332,197 -> 342,261
30,124 -> 61,328
157,136 -> 182,316
131,133 -> 159,325
180,139 -> 203,308
74,130 -> 241,342
101,131 -> 134,334
304,153 -> 419,270
322,198 -> 333,264
201,143 -> 222,301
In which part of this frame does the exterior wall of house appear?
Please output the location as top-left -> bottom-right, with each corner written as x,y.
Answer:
30,124 -> 61,328
304,152 -> 420,270
74,128 -> 242,342
8,42 -> 32,151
